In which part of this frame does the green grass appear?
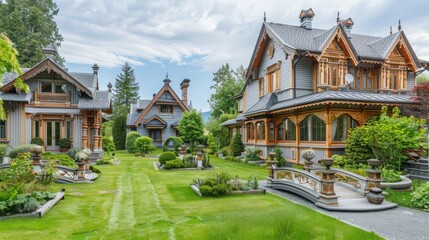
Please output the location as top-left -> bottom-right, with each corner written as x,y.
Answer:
0,152 -> 382,240
384,180 -> 425,210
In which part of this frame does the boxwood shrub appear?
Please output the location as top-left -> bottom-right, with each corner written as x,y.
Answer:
163,159 -> 184,169
30,137 -> 44,146
126,131 -> 141,153
159,152 -> 177,165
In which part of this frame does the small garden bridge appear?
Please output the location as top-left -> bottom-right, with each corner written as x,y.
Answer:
266,162 -> 398,212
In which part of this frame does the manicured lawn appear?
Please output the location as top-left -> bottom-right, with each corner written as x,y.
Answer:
384,180 -> 426,210
0,152 -> 382,239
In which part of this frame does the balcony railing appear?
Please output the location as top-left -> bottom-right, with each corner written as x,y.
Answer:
35,92 -> 70,103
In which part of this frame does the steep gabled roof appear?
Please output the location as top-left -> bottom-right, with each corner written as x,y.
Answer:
1,58 -> 95,97
78,90 -> 112,110
132,82 -> 188,126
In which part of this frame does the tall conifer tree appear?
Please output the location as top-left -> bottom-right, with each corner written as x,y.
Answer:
112,62 -> 140,149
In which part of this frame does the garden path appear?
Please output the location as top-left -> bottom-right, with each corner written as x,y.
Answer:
261,181 -> 429,240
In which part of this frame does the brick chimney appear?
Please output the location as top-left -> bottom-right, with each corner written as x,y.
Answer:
299,8 -> 315,30
180,79 -> 190,105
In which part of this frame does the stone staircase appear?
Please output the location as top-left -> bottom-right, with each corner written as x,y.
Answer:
404,158 -> 429,181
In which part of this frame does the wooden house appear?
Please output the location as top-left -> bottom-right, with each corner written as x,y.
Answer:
127,76 -> 191,147
0,47 -> 112,158
222,9 -> 425,163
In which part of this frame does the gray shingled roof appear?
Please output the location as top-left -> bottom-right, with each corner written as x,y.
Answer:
1,68 -> 30,86
0,92 -> 33,103
171,121 -> 179,127
245,93 -> 278,116
69,72 -> 96,94
270,90 -> 414,112
220,118 -> 238,127
137,99 -> 151,110
127,113 -> 140,126
78,90 -> 111,109
265,22 -> 411,61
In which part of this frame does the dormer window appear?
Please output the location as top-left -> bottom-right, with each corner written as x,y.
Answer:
266,63 -> 280,93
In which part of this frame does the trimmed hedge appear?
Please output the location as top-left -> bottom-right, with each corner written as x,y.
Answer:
163,159 -> 184,169
126,131 -> 141,153
102,136 -> 116,154
30,137 -> 44,146
159,152 -> 177,165
9,144 -> 37,159
162,136 -> 184,151
58,138 -> 71,149
41,152 -> 75,167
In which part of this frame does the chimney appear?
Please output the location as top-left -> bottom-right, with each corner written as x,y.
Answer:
180,79 -> 190,105
42,45 -> 57,60
338,17 -> 354,38
299,8 -> 315,30
92,63 -> 99,75
107,82 -> 112,93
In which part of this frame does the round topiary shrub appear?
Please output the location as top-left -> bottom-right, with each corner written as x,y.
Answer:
134,136 -> 155,156
30,137 -> 44,146
102,136 -> 116,154
126,131 -> 141,153
159,152 -> 177,165
58,138 -> 71,149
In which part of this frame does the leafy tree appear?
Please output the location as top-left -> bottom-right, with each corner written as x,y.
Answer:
178,110 -> 204,151
208,64 -> 245,118
112,62 -> 139,117
102,121 -> 112,137
112,115 -> 126,150
207,133 -> 217,153
0,0 -> 64,67
416,73 -> 429,85
230,133 -> 244,157
345,106 -> 427,169
0,33 -> 29,119
134,136 -> 155,156
401,81 -> 429,124
205,113 -> 236,148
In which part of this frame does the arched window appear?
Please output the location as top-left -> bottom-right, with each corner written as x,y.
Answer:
277,118 -> 296,141
256,122 -> 265,140
246,123 -> 254,140
269,122 -> 274,141
299,115 -> 326,141
332,114 -> 358,141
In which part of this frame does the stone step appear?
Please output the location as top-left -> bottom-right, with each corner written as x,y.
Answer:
405,162 -> 429,169
404,167 -> 429,174
407,174 -> 429,181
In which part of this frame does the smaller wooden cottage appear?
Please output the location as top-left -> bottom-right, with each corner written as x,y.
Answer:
127,76 -> 191,147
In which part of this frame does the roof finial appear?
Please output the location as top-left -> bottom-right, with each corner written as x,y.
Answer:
398,19 -> 402,31
264,12 -> 266,22
166,72 -> 168,79
336,11 -> 340,24
390,26 -> 392,35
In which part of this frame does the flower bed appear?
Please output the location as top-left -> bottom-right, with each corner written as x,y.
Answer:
190,171 -> 265,197
0,191 -> 64,220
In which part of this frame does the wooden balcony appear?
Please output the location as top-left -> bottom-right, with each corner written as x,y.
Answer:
33,92 -> 71,107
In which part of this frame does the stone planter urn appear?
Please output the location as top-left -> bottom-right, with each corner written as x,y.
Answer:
30,145 -> 44,173
301,149 -> 315,172
367,159 -> 381,169
320,158 -> 334,170
367,187 -> 385,204
268,151 -> 277,161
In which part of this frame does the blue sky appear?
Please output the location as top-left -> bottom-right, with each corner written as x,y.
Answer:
55,0 -> 429,112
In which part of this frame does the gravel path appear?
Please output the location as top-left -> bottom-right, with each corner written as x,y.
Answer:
260,181 -> 429,240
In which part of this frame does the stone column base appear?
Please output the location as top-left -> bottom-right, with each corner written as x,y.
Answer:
318,193 -> 338,206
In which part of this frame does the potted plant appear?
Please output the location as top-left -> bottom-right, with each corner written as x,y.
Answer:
58,138 -> 71,152
75,151 -> 88,170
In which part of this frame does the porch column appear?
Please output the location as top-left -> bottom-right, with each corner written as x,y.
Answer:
265,119 -> 269,145
82,111 -> 88,149
295,114 -> 300,163
93,109 -> 102,152
326,106 -> 332,157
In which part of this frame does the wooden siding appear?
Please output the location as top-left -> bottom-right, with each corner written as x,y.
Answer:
295,57 -> 313,90
25,117 -> 32,143
8,105 -> 23,147
407,72 -> 415,90
245,80 -> 259,111
73,116 -> 82,148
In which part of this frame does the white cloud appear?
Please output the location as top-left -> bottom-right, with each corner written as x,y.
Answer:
56,0 -> 429,71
